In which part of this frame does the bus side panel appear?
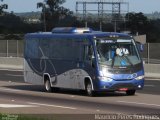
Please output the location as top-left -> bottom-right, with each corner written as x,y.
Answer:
24,57 -> 95,90
24,58 -> 95,90
54,68 -> 90,90
24,59 -> 43,85
24,35 -> 96,89
45,59 -> 90,90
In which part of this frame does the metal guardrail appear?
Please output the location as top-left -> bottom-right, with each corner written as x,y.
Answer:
143,58 -> 160,64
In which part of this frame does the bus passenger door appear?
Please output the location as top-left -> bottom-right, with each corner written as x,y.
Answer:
74,44 -> 95,89
84,45 -> 95,68
70,41 -> 86,89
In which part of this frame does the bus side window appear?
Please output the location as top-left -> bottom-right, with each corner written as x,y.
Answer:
83,45 -> 90,60
83,45 -> 94,67
88,46 -> 94,60
26,38 -> 39,59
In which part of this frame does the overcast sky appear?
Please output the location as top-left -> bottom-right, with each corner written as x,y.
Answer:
2,0 -> 160,13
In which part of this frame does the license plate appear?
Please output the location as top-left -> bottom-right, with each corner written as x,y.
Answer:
119,88 -> 128,91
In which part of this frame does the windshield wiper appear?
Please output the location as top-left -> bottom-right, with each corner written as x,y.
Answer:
111,54 -> 115,68
123,56 -> 134,67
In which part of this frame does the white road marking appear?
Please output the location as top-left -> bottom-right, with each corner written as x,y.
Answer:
0,104 -> 37,108
0,69 -> 23,72
28,102 -> 77,110
144,85 -> 155,87
6,74 -> 23,77
96,109 -> 100,112
117,101 -> 160,108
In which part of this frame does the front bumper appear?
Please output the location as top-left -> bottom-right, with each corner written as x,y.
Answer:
95,79 -> 144,92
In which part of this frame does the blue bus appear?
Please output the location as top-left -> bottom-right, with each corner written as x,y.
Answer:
24,27 -> 145,96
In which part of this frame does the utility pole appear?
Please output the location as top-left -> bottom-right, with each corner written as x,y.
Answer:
76,0 -> 129,32
147,43 -> 150,64
112,2 -> 120,32
83,2 -> 87,28
43,3 -> 47,32
98,0 -> 103,31
37,0 -> 47,32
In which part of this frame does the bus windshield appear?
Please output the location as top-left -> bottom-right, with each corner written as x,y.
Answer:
96,38 -> 141,68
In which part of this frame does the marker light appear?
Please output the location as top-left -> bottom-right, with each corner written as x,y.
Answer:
109,35 -> 119,38
52,27 -> 92,34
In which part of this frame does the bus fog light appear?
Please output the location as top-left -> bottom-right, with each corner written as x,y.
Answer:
138,85 -> 142,88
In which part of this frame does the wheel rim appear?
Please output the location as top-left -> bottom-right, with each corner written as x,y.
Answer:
87,84 -> 92,95
45,81 -> 50,91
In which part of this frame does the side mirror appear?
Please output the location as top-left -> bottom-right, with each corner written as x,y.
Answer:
140,44 -> 144,52
136,42 -> 144,52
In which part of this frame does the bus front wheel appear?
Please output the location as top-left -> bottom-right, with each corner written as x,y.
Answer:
44,80 -> 52,92
85,82 -> 95,97
126,90 -> 136,95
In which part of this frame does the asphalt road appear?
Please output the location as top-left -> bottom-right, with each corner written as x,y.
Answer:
0,70 -> 160,119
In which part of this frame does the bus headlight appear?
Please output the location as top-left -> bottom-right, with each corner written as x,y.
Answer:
98,76 -> 113,82
135,75 -> 145,80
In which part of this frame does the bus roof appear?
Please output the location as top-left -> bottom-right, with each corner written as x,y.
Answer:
25,27 -> 132,39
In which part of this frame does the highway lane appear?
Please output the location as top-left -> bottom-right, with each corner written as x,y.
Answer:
0,69 -> 159,95
0,69 -> 23,83
0,70 -> 160,115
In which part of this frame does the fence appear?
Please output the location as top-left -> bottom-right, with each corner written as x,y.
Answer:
0,40 -> 23,57
0,40 -> 160,64
141,43 -> 160,64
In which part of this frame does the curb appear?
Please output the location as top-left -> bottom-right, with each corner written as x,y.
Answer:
145,73 -> 160,79
0,65 -> 23,71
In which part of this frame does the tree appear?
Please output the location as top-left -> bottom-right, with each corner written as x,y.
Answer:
125,12 -> 160,42
125,12 -> 149,35
37,0 -> 73,31
0,13 -> 42,34
147,19 -> 160,43
0,0 -> 8,15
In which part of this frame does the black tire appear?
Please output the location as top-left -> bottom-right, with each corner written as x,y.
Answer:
126,90 -> 136,96
44,80 -> 52,92
52,87 -> 60,93
85,82 -> 95,97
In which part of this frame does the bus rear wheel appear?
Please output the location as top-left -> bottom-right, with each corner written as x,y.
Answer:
126,90 -> 136,95
44,80 -> 52,92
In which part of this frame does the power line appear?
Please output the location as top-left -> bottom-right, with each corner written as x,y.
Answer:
76,0 -> 129,31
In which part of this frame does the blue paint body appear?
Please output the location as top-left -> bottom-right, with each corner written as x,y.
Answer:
24,28 -> 145,93
98,70 -> 144,91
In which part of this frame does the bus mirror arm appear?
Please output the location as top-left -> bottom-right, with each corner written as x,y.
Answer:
91,58 -> 96,68
77,60 -> 85,68
136,42 -> 144,52
92,62 -> 95,68
88,55 -> 92,61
